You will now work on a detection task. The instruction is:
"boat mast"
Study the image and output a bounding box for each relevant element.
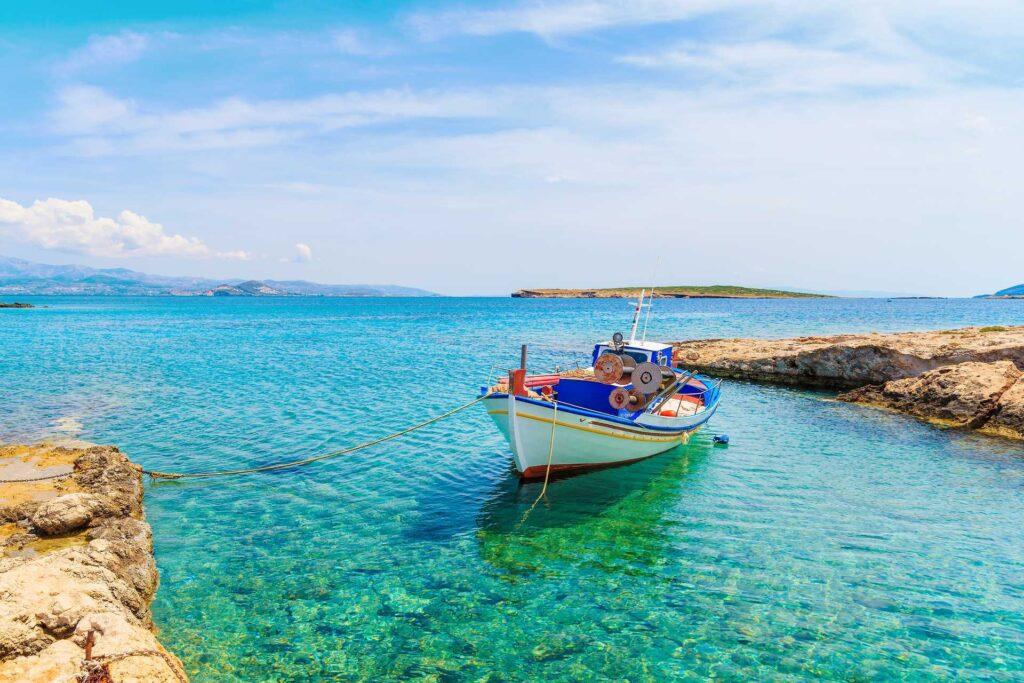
[641,286,655,342]
[628,289,645,344]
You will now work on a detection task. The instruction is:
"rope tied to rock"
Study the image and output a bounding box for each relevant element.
[0,471,73,484]
[140,393,492,481]
[79,630,188,683]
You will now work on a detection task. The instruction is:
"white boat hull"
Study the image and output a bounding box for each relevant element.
[484,394,710,479]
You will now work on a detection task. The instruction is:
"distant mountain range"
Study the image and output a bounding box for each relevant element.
[0,256,438,297]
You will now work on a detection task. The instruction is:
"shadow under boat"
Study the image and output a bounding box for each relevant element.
[474,435,715,575]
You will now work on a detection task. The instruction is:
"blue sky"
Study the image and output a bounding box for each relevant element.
[1,1,1022,295]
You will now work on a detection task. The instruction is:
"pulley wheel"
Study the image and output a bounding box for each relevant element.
[632,362,662,394]
[608,387,631,410]
[594,353,624,383]
[628,388,648,410]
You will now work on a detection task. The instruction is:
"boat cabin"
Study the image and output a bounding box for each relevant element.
[590,340,673,367]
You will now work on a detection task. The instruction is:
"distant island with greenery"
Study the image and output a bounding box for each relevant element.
[512,285,829,299]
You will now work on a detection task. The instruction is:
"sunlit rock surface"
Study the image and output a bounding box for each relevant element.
[674,326,1024,440]
[838,361,1024,438]
[0,444,186,682]
[674,325,1024,389]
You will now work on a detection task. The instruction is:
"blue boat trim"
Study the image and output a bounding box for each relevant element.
[481,373,721,434]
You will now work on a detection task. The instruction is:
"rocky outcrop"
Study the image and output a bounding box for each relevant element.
[0,444,187,682]
[838,361,1024,437]
[673,326,1024,389]
[987,378,1024,438]
[670,326,1024,440]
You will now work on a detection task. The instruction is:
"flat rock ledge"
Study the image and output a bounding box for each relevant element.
[0,444,187,682]
[673,326,1024,440]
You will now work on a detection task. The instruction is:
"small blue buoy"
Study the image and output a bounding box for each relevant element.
[713,434,730,446]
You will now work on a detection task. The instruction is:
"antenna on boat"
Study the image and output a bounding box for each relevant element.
[641,287,655,342]
[628,289,645,344]
[641,256,662,343]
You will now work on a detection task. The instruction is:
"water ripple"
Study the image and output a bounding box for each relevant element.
[3,296,1024,681]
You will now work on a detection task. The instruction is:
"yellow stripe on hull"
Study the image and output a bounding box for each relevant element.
[486,409,690,443]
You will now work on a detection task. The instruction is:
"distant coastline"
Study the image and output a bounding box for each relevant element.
[0,256,438,297]
[511,285,829,299]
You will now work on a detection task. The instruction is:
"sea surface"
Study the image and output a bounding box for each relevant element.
[3,296,1024,681]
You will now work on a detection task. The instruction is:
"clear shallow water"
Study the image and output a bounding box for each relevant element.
[3,296,1024,681]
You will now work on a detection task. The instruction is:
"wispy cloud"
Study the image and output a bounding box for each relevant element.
[407,0,712,39]
[332,28,394,57]
[618,41,944,94]
[291,242,313,262]
[52,85,504,155]
[57,31,150,75]
[406,0,1024,93]
[408,0,1024,44]
[0,197,249,259]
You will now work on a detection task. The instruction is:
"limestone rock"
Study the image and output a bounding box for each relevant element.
[839,361,1022,429]
[673,326,1024,389]
[981,376,1024,439]
[0,444,187,681]
[30,492,103,535]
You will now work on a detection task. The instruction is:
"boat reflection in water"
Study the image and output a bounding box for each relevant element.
[475,436,714,576]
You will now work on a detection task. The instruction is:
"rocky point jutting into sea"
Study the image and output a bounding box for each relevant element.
[0,444,186,682]
[673,325,1024,440]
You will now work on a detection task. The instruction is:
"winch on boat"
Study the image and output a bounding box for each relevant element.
[482,290,722,480]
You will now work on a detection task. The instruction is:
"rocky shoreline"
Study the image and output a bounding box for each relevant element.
[673,325,1024,439]
[0,444,186,682]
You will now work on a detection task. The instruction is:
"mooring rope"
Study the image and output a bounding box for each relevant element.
[516,399,559,528]
[140,393,492,480]
[0,472,73,484]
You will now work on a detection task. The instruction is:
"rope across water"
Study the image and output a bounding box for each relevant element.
[141,393,492,480]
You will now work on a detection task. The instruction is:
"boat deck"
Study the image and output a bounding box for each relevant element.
[654,395,704,417]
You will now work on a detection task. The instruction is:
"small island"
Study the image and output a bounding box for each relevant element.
[512,285,827,299]
[0,302,33,309]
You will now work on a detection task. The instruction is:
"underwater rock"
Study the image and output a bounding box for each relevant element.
[674,326,1024,389]
[838,361,1021,430]
[0,444,187,682]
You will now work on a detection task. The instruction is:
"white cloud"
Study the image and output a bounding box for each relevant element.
[58,31,149,74]
[408,0,1024,44]
[292,242,313,262]
[408,0,709,39]
[332,29,393,56]
[618,41,942,93]
[0,197,249,260]
[51,85,503,155]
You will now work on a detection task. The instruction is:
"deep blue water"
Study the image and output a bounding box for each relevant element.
[3,296,1024,681]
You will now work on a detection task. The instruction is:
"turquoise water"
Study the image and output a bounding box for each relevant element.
[3,296,1024,680]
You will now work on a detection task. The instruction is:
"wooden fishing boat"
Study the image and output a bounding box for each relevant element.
[483,291,722,479]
